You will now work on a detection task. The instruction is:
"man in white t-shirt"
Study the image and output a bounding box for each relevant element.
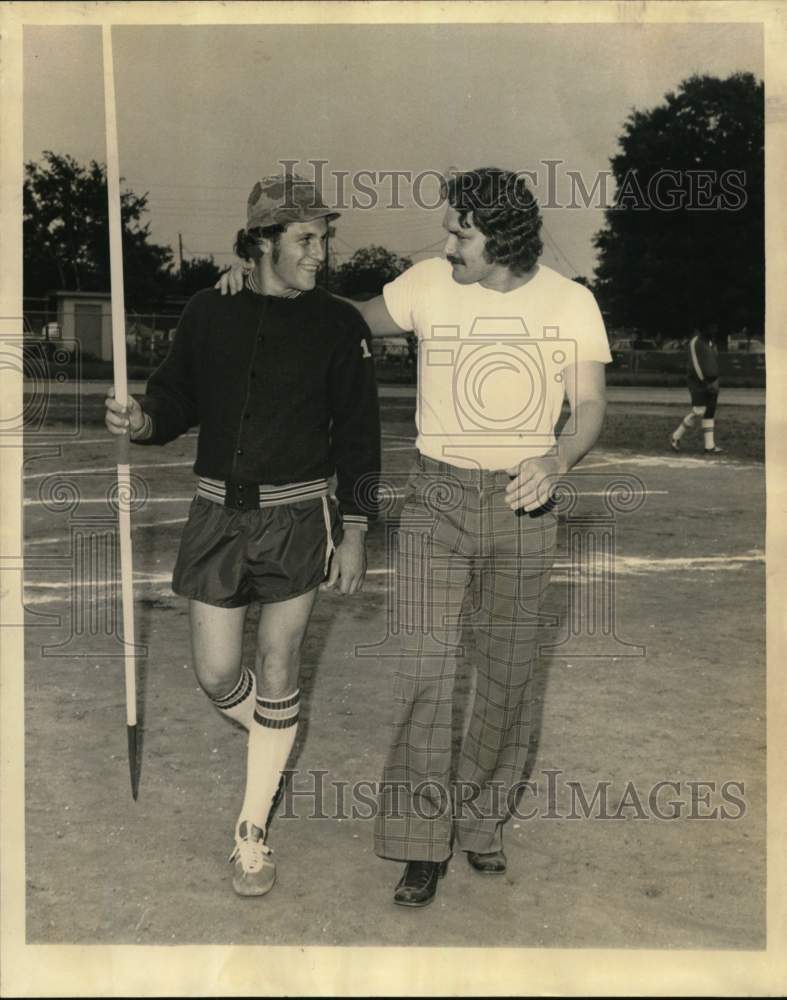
[352,168,611,907]
[219,166,612,907]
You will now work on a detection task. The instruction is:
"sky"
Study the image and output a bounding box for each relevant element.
[23,21,763,281]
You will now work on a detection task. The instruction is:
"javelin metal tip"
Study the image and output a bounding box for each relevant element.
[127,724,139,801]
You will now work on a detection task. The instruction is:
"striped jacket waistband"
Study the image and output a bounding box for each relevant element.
[197,476,329,508]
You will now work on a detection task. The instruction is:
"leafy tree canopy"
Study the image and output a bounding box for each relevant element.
[179,255,222,298]
[24,151,221,308]
[326,244,412,298]
[593,73,764,340]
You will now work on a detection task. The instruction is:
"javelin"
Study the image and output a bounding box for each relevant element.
[102,24,140,800]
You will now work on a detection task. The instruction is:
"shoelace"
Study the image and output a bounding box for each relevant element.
[229,835,273,873]
[407,862,436,888]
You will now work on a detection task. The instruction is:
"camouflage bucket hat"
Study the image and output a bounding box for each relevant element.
[245,173,340,230]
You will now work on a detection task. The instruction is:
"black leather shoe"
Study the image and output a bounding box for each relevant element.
[393,858,449,907]
[467,849,507,874]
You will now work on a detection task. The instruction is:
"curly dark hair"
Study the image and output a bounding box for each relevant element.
[233,224,284,263]
[442,167,543,276]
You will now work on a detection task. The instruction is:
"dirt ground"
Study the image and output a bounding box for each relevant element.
[22,397,765,950]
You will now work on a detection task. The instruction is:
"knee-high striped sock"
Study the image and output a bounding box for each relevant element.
[209,667,256,729]
[702,419,716,450]
[237,690,300,835]
[673,411,696,442]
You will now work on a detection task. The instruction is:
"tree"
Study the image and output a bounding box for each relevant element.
[24,151,177,307]
[179,255,222,298]
[326,245,412,298]
[592,74,764,340]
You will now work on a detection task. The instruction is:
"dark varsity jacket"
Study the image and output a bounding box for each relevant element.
[132,286,380,527]
[687,334,719,386]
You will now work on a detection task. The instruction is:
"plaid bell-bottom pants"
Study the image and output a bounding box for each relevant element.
[374,455,558,862]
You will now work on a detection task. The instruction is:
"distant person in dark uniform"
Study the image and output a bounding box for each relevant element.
[670,322,723,454]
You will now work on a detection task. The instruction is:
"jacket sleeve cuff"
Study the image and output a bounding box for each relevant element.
[342,513,369,532]
[130,410,154,442]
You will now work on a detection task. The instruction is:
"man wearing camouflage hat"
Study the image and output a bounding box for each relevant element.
[105,172,380,898]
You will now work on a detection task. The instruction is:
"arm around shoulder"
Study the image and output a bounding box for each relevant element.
[332,292,407,337]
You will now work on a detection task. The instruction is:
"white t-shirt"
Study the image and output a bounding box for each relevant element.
[383,257,612,470]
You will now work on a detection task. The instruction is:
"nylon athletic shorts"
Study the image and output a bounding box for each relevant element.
[688,378,719,416]
[172,488,343,608]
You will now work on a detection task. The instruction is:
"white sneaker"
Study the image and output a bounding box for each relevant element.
[229,821,276,897]
[670,435,680,452]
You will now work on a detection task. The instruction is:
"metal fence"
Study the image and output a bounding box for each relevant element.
[611,348,765,377]
[24,310,61,338]
[123,314,181,364]
[23,310,182,365]
[22,308,764,383]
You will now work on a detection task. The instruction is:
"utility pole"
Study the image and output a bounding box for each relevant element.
[178,233,184,277]
[323,225,332,289]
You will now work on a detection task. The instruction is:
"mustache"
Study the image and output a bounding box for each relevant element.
[447,256,463,265]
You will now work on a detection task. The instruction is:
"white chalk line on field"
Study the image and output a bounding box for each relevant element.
[24,446,408,482]
[579,450,760,471]
[26,515,191,545]
[560,490,668,497]
[23,488,669,524]
[58,431,404,448]
[21,551,764,585]
[24,460,195,481]
[24,496,193,508]
[613,550,764,572]
[25,446,754,483]
[20,550,764,604]
[36,438,409,473]
[58,433,199,447]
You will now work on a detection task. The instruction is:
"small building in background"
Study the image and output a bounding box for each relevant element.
[23,289,185,369]
[52,290,113,360]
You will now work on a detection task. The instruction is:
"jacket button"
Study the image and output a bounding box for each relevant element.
[236,449,243,456]
[238,499,244,507]
[237,484,244,491]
